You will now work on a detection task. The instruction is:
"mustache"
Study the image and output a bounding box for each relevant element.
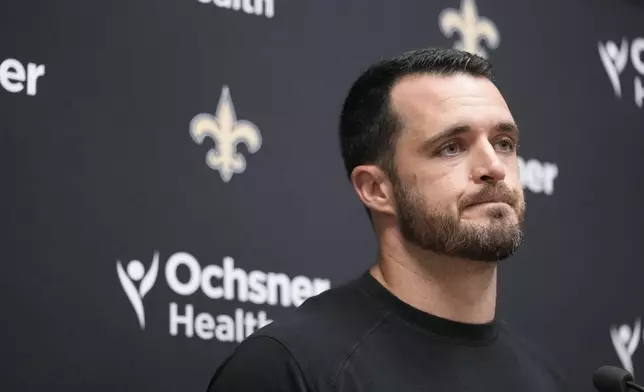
[460,184,523,209]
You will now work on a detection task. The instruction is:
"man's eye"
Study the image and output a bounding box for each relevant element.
[495,138,516,152]
[438,142,462,156]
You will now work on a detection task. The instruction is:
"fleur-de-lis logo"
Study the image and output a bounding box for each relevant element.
[190,86,262,183]
[439,0,500,59]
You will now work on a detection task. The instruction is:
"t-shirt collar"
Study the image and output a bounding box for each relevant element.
[358,271,500,345]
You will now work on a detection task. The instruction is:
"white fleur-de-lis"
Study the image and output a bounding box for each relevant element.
[190,86,262,183]
[439,0,500,59]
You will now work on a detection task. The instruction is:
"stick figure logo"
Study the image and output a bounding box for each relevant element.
[610,318,642,376]
[116,252,160,330]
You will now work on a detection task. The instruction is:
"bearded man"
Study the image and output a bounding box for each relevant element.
[206,47,565,392]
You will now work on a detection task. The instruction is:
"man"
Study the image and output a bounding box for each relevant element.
[206,47,565,391]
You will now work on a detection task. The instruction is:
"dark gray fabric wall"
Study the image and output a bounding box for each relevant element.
[1,0,643,390]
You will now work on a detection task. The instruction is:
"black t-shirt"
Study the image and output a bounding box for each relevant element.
[207,272,566,392]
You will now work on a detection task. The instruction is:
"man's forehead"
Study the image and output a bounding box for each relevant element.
[390,73,512,132]
[390,73,455,102]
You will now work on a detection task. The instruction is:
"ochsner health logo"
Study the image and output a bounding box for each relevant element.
[117,250,331,343]
[610,318,642,375]
[116,252,159,330]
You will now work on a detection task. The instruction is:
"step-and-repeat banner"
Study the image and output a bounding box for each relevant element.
[1,0,643,390]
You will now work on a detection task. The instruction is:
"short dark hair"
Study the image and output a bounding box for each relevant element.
[338,47,494,182]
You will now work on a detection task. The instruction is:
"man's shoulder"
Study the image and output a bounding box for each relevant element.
[255,274,387,360]
[207,334,309,391]
[210,274,388,390]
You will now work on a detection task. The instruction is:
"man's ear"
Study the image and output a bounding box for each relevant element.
[350,165,396,216]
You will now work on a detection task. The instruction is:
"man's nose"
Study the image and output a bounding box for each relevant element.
[470,141,506,184]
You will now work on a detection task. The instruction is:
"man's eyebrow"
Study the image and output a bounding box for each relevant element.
[498,122,519,134]
[419,125,471,151]
[419,122,519,151]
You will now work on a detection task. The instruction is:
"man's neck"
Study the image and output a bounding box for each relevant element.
[370,235,498,324]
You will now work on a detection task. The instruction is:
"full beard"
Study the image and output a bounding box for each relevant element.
[392,181,525,262]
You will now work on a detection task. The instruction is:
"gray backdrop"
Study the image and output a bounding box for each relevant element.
[2,0,644,391]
